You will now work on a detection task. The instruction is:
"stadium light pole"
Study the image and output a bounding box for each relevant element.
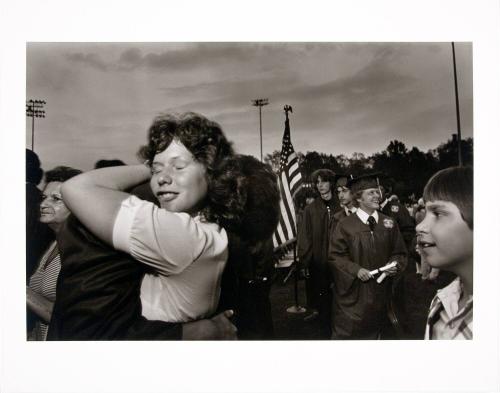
[251,98,269,162]
[26,99,46,151]
[451,42,463,166]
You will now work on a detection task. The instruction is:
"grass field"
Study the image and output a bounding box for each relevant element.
[268,261,455,340]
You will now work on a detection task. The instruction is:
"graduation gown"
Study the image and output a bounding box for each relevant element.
[328,212,407,339]
[381,199,415,250]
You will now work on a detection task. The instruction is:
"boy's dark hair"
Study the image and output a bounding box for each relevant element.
[208,155,280,245]
[45,166,83,183]
[423,166,473,229]
[94,159,126,169]
[26,149,43,185]
[137,112,234,174]
[311,168,336,185]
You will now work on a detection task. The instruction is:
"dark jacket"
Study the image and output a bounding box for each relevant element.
[297,198,337,273]
[381,199,415,250]
[328,212,407,339]
[47,215,182,340]
[218,234,275,339]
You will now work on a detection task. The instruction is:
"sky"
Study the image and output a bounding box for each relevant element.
[26,42,473,171]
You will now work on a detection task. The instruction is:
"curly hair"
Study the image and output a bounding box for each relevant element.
[311,168,336,185]
[45,166,82,183]
[137,112,234,173]
[207,155,280,245]
[423,166,473,230]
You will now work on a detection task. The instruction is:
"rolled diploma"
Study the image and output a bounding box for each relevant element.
[369,261,398,276]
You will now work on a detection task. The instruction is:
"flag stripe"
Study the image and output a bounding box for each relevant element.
[273,116,302,250]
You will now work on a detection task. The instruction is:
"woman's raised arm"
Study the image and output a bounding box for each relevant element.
[61,165,151,245]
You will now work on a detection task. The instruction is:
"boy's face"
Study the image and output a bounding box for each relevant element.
[416,200,473,271]
[316,176,332,197]
[337,186,353,207]
[357,187,380,212]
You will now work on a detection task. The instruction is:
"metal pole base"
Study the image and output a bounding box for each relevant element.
[286,305,307,314]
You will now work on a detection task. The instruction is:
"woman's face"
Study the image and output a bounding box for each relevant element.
[150,139,208,214]
[40,181,71,226]
[416,200,473,271]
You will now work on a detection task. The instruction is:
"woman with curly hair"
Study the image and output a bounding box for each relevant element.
[49,112,279,339]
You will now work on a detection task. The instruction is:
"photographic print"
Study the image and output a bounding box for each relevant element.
[25,42,473,341]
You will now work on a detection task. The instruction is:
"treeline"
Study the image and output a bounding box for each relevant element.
[265,135,473,203]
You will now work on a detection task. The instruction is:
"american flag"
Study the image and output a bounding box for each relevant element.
[272,115,302,249]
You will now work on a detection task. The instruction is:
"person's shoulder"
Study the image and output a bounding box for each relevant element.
[336,212,359,230]
[304,198,321,211]
[333,209,346,220]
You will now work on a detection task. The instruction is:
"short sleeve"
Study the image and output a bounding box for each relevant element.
[112,195,228,276]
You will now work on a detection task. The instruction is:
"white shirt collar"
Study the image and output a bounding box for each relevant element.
[344,206,357,216]
[356,208,379,224]
[436,277,472,319]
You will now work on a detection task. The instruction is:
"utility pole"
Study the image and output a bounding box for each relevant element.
[451,43,463,166]
[26,99,46,151]
[251,98,269,162]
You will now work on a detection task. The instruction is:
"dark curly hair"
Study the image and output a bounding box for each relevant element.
[45,166,82,183]
[137,112,234,173]
[311,168,336,185]
[207,155,280,245]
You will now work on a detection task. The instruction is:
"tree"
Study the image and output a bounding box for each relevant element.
[434,136,473,169]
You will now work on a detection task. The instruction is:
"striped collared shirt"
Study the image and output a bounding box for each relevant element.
[425,277,473,340]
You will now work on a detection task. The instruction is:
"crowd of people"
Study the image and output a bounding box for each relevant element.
[26,111,473,341]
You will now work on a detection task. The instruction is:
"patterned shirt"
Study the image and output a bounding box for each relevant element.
[425,277,473,340]
[28,241,61,340]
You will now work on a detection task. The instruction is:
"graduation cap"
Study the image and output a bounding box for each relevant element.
[347,172,385,194]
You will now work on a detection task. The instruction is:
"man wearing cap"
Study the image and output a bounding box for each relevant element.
[297,168,338,338]
[328,173,407,339]
[331,174,357,233]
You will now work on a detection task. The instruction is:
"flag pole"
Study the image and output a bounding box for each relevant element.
[286,241,306,314]
[282,105,306,314]
[451,42,463,166]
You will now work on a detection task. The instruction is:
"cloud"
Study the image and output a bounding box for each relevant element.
[66,52,110,71]
[63,43,325,74]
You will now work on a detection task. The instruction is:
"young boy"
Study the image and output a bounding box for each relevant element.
[416,166,473,339]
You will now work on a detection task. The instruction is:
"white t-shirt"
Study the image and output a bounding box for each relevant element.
[113,196,228,322]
